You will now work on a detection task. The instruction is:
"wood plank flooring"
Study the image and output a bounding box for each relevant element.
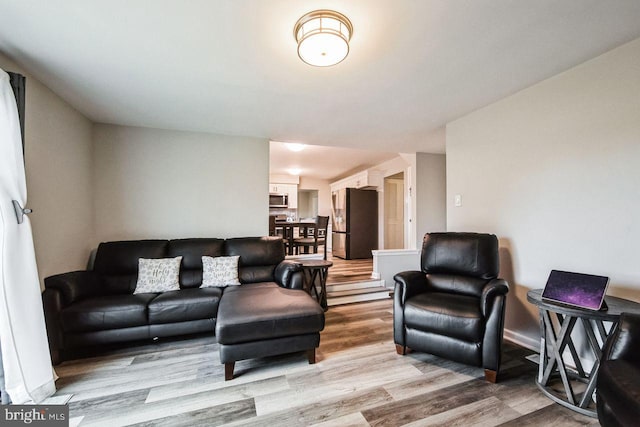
[326,257,374,285]
[52,299,598,426]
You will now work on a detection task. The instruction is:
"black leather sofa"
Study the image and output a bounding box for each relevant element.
[596,312,640,426]
[43,237,321,369]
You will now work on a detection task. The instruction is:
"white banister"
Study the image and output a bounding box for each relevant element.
[372,249,421,289]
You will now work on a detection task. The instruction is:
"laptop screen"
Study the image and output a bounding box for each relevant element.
[542,270,609,310]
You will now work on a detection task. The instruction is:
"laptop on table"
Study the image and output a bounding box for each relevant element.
[542,270,609,311]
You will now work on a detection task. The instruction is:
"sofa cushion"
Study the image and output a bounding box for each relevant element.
[61,294,157,333]
[426,274,488,299]
[148,288,222,324]
[225,237,285,284]
[215,284,324,344]
[598,360,640,427]
[167,238,225,288]
[421,233,499,280]
[404,292,483,343]
[93,240,168,294]
[201,256,241,287]
[133,257,182,294]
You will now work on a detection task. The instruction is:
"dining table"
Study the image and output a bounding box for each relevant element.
[274,220,317,255]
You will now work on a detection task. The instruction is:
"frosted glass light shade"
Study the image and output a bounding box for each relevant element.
[294,10,353,67]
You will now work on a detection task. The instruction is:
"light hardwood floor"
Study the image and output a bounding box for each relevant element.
[325,257,374,285]
[53,299,597,426]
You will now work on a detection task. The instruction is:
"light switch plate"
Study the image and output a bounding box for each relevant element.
[454,194,462,207]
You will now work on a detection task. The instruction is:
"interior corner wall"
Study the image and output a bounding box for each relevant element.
[0,52,94,284]
[415,153,447,245]
[298,176,331,217]
[446,37,640,347]
[92,124,269,242]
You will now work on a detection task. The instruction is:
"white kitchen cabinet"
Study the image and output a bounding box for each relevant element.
[286,184,298,209]
[353,170,382,189]
[330,170,383,192]
[269,183,298,208]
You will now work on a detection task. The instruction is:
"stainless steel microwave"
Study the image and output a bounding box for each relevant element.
[269,193,289,208]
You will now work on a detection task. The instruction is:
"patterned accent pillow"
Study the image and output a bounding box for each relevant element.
[201,256,241,288]
[133,257,182,294]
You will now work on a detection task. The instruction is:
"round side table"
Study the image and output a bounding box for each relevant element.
[527,289,640,417]
[299,260,332,311]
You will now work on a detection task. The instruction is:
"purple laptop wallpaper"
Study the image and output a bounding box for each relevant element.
[542,270,609,309]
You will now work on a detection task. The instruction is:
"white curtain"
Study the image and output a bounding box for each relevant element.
[0,68,55,403]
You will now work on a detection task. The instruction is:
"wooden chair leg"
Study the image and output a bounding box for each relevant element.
[395,344,406,355]
[484,369,498,383]
[225,362,235,381]
[307,348,316,364]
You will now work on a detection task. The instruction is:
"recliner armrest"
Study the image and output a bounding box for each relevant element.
[603,312,640,362]
[42,288,65,363]
[274,260,304,290]
[44,271,100,306]
[480,278,509,317]
[394,271,428,305]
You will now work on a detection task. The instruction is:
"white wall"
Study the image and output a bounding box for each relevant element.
[446,37,640,348]
[372,156,413,249]
[93,124,269,242]
[298,176,331,217]
[415,153,447,245]
[0,52,94,283]
[298,176,332,249]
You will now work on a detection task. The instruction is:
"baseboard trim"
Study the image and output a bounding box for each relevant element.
[504,328,539,353]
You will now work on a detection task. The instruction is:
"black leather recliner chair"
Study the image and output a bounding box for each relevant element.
[597,312,640,426]
[393,232,509,382]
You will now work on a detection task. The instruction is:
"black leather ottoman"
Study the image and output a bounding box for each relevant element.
[215,283,325,380]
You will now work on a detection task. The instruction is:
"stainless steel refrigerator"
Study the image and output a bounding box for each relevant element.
[331,188,378,259]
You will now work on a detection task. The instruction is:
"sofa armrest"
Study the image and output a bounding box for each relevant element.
[393,271,428,306]
[274,260,304,290]
[481,278,509,317]
[393,271,428,349]
[44,271,100,306]
[603,312,640,362]
[42,288,65,364]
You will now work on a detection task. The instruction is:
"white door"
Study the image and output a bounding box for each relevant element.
[384,173,405,249]
[0,69,55,403]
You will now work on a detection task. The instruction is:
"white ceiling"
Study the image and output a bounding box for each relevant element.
[269,141,397,181]
[1,0,640,157]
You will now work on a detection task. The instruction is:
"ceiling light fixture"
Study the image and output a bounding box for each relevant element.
[285,143,306,152]
[294,10,353,67]
[288,168,302,176]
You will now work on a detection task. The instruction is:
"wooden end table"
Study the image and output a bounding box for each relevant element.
[300,260,332,311]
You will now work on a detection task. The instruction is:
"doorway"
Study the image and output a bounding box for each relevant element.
[297,190,318,220]
[384,172,405,249]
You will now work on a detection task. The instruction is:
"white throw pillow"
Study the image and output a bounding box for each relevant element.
[201,256,241,287]
[133,257,182,294]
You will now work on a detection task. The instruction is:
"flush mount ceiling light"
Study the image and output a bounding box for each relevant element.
[294,10,353,67]
[285,142,306,152]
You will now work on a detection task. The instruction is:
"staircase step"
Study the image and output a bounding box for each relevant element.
[326,280,383,293]
[326,285,389,298]
[327,289,390,306]
[327,286,389,306]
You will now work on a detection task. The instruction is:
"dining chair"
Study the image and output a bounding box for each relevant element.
[268,216,277,236]
[294,216,329,259]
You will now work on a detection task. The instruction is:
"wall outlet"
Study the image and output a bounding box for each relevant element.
[454,194,462,207]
